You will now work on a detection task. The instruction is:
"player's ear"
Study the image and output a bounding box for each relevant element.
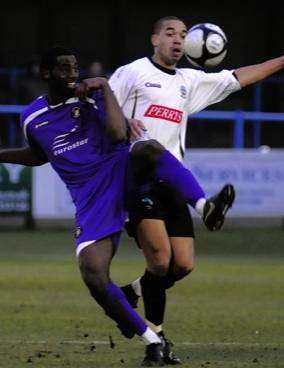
[151,34,159,48]
[41,67,50,81]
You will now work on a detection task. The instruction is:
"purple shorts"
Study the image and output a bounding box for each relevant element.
[68,150,129,256]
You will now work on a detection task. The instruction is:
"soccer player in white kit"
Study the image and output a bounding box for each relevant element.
[109,16,284,365]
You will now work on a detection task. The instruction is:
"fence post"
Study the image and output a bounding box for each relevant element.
[253,83,262,147]
[234,110,245,148]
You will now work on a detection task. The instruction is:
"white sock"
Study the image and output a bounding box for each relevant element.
[195,198,206,216]
[132,277,142,297]
[147,321,163,334]
[141,327,161,345]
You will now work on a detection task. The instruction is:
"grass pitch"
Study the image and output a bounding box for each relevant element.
[0,227,283,367]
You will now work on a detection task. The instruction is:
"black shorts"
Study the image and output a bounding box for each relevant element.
[126,182,195,240]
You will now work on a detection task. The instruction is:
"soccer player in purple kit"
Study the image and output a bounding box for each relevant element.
[0,46,235,366]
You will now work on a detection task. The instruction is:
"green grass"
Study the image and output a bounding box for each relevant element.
[0,228,283,367]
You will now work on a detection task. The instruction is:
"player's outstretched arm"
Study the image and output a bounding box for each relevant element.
[235,56,284,87]
[0,147,47,166]
[76,78,127,142]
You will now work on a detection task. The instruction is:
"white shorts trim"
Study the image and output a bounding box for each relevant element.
[76,240,96,257]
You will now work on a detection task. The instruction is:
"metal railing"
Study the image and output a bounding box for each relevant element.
[191,110,284,148]
[0,105,284,148]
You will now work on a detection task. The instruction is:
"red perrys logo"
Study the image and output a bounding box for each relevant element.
[144,105,183,124]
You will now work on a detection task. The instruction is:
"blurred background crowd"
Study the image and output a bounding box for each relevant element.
[0,0,283,148]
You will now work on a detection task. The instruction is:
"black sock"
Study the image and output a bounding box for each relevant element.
[163,258,176,290]
[122,283,138,298]
[163,272,176,289]
[140,270,166,326]
[164,267,192,289]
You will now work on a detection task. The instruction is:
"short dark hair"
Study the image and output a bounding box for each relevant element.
[40,46,74,71]
[152,16,186,34]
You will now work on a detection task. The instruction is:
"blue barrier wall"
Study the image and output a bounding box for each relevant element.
[1,105,284,148]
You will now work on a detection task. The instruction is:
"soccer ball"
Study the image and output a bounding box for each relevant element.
[184,23,227,68]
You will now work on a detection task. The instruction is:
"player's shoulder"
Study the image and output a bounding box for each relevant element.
[21,96,48,125]
[129,57,150,69]
[177,67,235,83]
[112,57,150,77]
[177,67,206,79]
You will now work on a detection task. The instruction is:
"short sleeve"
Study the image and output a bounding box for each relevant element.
[184,69,241,115]
[108,65,138,107]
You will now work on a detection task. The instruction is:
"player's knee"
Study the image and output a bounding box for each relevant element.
[87,277,109,302]
[130,140,166,184]
[148,253,170,276]
[131,140,165,168]
[80,263,109,298]
[146,247,170,276]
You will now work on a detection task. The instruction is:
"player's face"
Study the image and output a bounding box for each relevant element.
[49,55,79,97]
[152,20,187,68]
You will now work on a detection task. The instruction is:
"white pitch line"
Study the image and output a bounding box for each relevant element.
[0,340,282,347]
[181,342,282,346]
[0,340,109,345]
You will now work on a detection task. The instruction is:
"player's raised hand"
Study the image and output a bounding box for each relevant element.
[128,118,148,142]
[75,77,108,100]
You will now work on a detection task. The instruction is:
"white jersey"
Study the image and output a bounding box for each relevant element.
[109,57,241,161]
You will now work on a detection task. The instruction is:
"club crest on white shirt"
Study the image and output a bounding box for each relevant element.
[180,85,187,99]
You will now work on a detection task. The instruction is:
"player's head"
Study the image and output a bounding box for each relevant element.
[151,16,187,68]
[40,46,79,97]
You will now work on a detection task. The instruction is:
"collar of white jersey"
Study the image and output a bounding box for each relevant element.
[148,57,176,75]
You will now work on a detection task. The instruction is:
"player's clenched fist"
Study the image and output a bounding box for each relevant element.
[76,77,108,99]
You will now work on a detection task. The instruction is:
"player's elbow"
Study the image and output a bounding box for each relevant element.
[107,126,127,143]
[27,158,48,166]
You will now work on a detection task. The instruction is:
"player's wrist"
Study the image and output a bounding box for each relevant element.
[81,77,108,91]
[99,78,110,91]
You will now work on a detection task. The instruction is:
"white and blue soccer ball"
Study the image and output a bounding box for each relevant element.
[184,23,227,68]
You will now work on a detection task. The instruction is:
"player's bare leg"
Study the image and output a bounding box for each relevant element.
[139,220,183,365]
[78,237,164,366]
[123,236,195,365]
[169,237,195,281]
[138,219,171,333]
[122,219,186,365]
[159,237,195,365]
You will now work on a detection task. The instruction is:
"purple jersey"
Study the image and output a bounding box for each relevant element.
[20,93,130,247]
